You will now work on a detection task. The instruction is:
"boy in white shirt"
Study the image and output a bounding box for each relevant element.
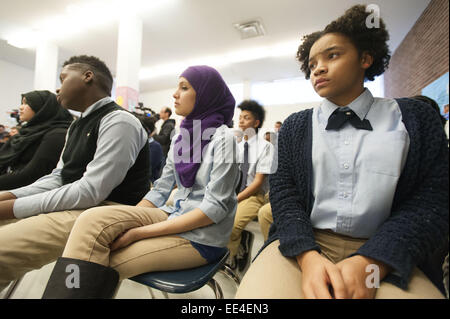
[227,100,274,275]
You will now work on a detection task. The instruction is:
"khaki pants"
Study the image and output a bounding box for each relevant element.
[228,193,268,258]
[235,229,444,299]
[0,207,86,291]
[62,205,207,280]
[257,202,272,242]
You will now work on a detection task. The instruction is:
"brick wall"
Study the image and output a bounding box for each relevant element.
[384,0,449,98]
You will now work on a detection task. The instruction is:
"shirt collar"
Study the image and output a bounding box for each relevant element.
[80,96,114,118]
[321,88,374,121]
[241,133,258,146]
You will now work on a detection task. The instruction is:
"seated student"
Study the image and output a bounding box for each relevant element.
[0,91,73,190]
[257,201,272,242]
[0,55,150,292]
[410,95,449,296]
[0,125,6,140]
[154,106,176,158]
[236,5,448,299]
[412,95,447,128]
[0,132,10,147]
[8,126,20,137]
[41,65,239,299]
[139,115,164,184]
[227,100,274,274]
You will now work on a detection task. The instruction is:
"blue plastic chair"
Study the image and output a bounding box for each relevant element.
[129,249,240,299]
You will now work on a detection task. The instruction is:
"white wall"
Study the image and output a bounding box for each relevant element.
[260,101,320,132]
[139,88,183,132]
[0,59,34,128]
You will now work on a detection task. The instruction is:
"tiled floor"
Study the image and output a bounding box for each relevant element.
[1,221,264,299]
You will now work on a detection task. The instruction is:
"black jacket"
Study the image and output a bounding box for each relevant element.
[154,118,175,156]
[0,128,68,190]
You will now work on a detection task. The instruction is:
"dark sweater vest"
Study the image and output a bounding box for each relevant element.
[61,102,150,205]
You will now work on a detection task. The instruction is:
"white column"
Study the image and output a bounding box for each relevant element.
[115,15,143,111]
[243,79,252,100]
[34,41,58,92]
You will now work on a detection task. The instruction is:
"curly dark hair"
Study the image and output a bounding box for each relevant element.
[238,99,265,130]
[63,55,114,95]
[297,4,391,81]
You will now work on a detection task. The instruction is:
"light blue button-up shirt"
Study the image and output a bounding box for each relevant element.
[311,89,410,238]
[144,125,240,247]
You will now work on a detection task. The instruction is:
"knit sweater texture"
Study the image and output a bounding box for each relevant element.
[265,98,449,290]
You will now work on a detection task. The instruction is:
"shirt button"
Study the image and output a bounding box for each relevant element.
[343,192,349,198]
[344,140,350,145]
[343,163,350,169]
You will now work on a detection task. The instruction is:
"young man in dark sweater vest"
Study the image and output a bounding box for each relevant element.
[0,55,150,292]
[236,5,448,299]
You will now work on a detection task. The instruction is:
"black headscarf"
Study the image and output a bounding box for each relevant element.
[0,90,74,167]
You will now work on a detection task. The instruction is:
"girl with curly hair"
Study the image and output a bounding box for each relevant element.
[236,4,448,299]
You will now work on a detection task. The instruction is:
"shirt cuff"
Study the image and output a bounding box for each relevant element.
[143,190,167,208]
[9,187,30,199]
[13,197,41,219]
[198,200,225,224]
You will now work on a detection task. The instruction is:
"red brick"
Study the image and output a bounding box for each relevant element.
[384,0,449,98]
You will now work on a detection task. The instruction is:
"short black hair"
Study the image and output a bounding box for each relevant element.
[63,55,114,95]
[297,4,391,81]
[136,114,157,135]
[164,107,172,117]
[238,100,265,130]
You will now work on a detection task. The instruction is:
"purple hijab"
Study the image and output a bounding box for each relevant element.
[174,65,235,187]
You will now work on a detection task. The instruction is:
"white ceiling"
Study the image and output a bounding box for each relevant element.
[0,0,431,92]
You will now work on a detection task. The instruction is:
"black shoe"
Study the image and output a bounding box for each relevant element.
[42,257,119,299]
[237,230,254,274]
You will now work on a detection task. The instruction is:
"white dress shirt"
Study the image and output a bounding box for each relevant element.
[238,134,275,194]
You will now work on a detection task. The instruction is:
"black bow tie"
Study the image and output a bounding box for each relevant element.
[326,109,372,131]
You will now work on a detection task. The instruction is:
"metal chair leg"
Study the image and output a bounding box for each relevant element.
[220,265,241,287]
[146,287,156,299]
[207,278,224,299]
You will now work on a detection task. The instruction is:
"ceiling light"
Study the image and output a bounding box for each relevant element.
[5,0,175,49]
[234,20,266,39]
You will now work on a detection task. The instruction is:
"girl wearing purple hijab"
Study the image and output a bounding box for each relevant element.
[43,66,240,299]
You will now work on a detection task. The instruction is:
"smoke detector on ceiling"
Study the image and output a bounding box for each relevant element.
[234,20,265,39]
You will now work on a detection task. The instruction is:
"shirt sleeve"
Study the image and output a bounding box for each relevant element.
[13,111,147,219]
[256,141,275,175]
[198,132,239,224]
